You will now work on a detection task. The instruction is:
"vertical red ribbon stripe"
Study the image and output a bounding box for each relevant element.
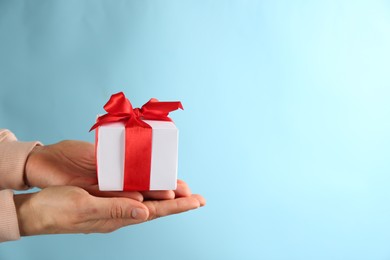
[90,92,183,191]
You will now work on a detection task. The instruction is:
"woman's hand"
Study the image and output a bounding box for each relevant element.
[25,141,97,188]
[25,140,179,201]
[14,186,205,236]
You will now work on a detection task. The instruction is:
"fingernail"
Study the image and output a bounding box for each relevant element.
[131,208,147,220]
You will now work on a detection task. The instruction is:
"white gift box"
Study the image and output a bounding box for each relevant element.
[96,120,178,191]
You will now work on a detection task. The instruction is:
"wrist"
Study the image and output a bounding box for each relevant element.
[14,193,42,236]
[24,145,43,188]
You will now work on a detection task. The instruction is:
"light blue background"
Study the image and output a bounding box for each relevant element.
[1,1,390,259]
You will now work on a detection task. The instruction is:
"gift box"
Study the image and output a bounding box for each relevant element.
[90,92,183,191]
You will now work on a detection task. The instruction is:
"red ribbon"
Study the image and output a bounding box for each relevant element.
[90,92,183,191]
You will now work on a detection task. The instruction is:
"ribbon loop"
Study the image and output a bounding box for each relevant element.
[104,92,134,115]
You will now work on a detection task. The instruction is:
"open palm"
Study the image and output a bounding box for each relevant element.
[27,140,97,187]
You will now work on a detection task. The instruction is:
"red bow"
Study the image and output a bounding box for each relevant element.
[90,92,183,131]
[91,92,183,190]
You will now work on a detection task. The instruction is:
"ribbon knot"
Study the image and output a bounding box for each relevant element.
[133,108,142,117]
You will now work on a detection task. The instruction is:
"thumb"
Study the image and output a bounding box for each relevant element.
[89,196,149,221]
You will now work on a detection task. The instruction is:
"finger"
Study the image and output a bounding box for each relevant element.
[174,179,192,198]
[85,185,143,202]
[143,195,202,221]
[141,190,175,200]
[141,179,192,200]
[192,194,206,207]
[89,196,149,221]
